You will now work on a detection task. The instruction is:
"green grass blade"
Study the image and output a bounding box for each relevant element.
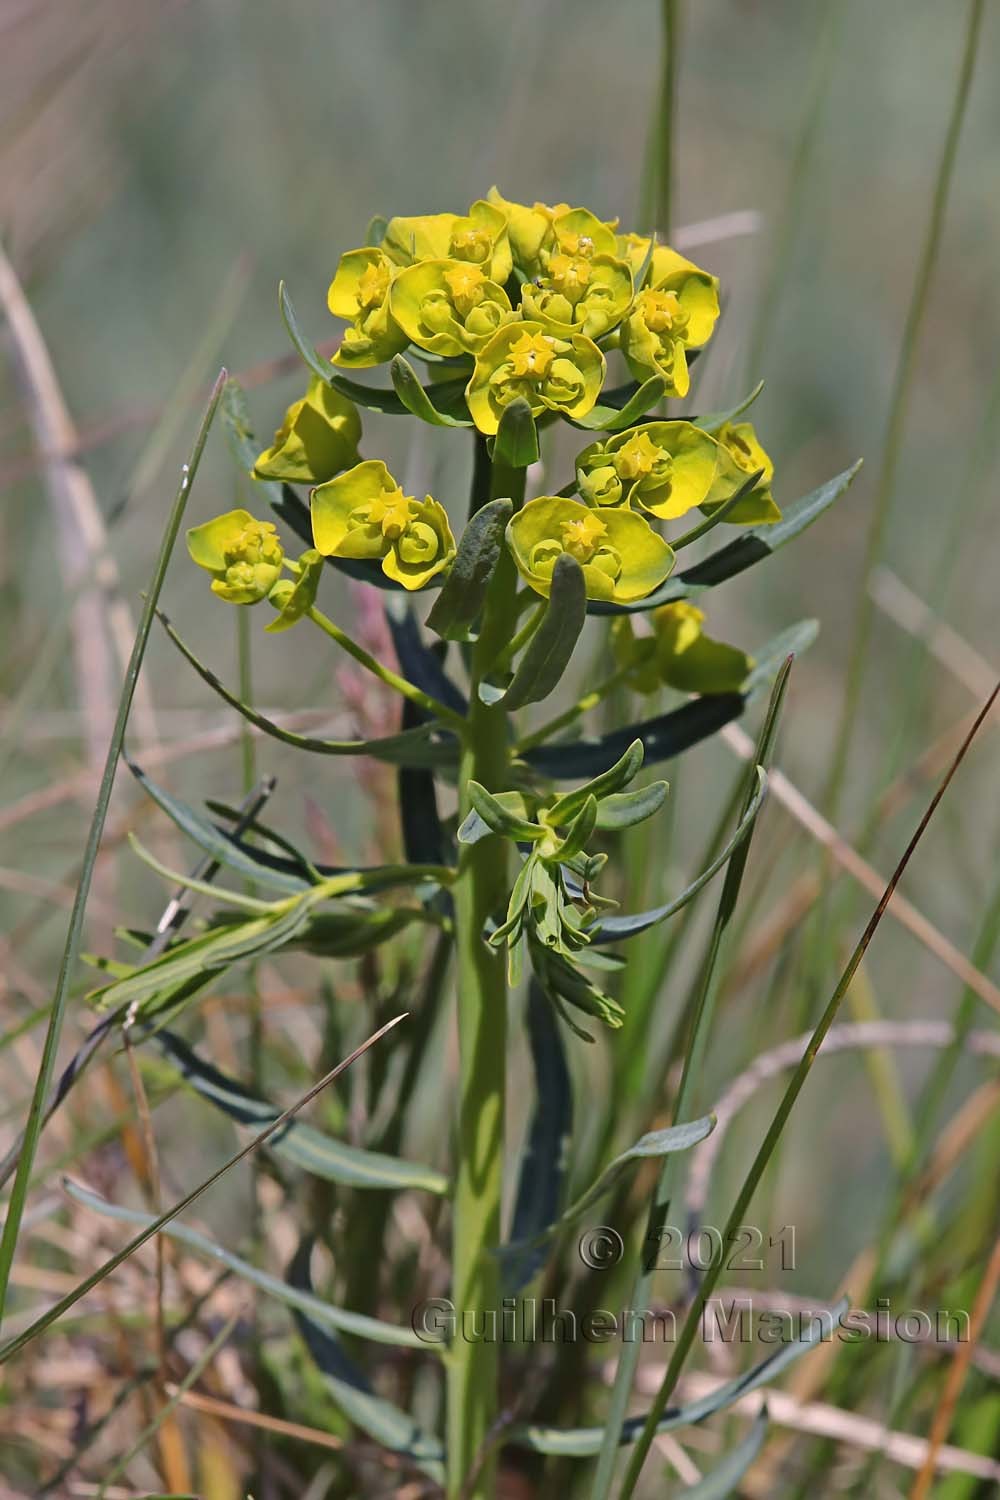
[0,369,227,1333]
[617,678,1000,1495]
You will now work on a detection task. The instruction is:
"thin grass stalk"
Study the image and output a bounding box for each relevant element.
[821,0,986,823]
[640,0,680,237]
[588,661,790,1499]
[0,369,227,1332]
[744,1,844,380]
[616,675,1000,1498]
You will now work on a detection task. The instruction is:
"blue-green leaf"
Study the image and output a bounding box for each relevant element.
[570,375,667,432]
[691,380,765,433]
[66,1180,429,1349]
[676,1409,769,1498]
[491,396,539,467]
[492,553,586,710]
[593,781,669,831]
[587,462,863,615]
[390,353,472,428]
[426,499,513,640]
[289,1241,445,1478]
[503,983,573,1293]
[523,694,744,780]
[153,1030,448,1194]
[159,611,457,768]
[278,279,338,386]
[511,1301,847,1455]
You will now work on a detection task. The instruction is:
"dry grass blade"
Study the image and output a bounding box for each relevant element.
[0,1013,407,1363]
[910,1228,1000,1500]
[720,721,1000,1014]
[618,676,1000,1495]
[628,1371,1000,1485]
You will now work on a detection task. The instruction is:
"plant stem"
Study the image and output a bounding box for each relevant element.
[447,456,526,1499]
[305,605,466,732]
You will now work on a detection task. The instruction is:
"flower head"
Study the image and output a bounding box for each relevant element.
[618,243,720,395]
[187,510,284,604]
[488,189,618,279]
[253,376,362,485]
[612,603,753,695]
[521,252,634,340]
[506,495,673,602]
[576,421,721,519]
[327,247,408,368]
[389,258,513,357]
[311,460,456,590]
[465,321,605,435]
[382,199,512,283]
[701,420,781,523]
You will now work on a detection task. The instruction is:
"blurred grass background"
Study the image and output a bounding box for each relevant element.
[2,1,999,1494]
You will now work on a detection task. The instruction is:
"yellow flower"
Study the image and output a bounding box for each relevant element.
[488,189,618,278]
[253,376,361,485]
[465,321,605,435]
[311,460,456,590]
[382,199,512,283]
[702,421,781,523]
[327,247,408,368]
[389,258,514,357]
[618,242,720,395]
[576,421,721,520]
[651,602,754,692]
[520,252,634,340]
[506,495,674,602]
[187,510,284,604]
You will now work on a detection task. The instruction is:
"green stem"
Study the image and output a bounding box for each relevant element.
[821,0,984,823]
[447,458,526,1500]
[515,663,634,753]
[305,605,466,732]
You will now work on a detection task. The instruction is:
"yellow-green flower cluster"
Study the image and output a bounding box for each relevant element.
[323,189,724,432]
[506,495,673,604]
[613,603,754,695]
[311,460,456,591]
[187,510,285,604]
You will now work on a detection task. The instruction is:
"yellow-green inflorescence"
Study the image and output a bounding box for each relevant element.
[311,460,456,591]
[190,190,779,618]
[187,509,285,604]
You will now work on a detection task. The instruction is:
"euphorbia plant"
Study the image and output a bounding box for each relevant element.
[96,189,859,1497]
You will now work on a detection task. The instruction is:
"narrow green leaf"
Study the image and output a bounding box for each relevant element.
[497,553,586,710]
[593,781,669,831]
[65,1180,428,1348]
[498,1115,714,1269]
[491,396,540,467]
[570,375,667,432]
[511,1306,843,1455]
[278,279,336,385]
[503,983,573,1294]
[691,380,765,433]
[556,794,599,861]
[547,739,645,822]
[426,498,513,640]
[590,768,767,942]
[0,370,227,1329]
[587,461,863,615]
[461,783,540,843]
[390,353,471,427]
[154,1029,448,1194]
[289,1241,444,1478]
[125,757,311,895]
[159,611,456,767]
[743,618,819,696]
[676,1409,769,1499]
[0,1017,407,1363]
